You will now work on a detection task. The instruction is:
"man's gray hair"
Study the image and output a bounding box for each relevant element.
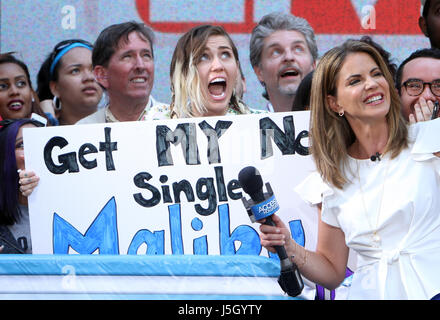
[249,12,318,68]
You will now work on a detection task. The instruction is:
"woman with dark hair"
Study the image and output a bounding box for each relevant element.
[37,39,103,125]
[0,118,44,253]
[0,53,47,122]
[292,71,313,111]
[259,40,440,299]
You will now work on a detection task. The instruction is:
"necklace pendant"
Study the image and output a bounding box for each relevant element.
[372,233,381,246]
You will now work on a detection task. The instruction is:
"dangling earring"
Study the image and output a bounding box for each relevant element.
[53,96,62,111]
[338,110,344,117]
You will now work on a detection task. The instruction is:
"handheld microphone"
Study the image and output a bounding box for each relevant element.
[238,166,304,297]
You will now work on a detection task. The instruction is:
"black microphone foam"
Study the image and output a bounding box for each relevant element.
[238,166,265,202]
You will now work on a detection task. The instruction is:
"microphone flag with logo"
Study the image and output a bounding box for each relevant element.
[238,166,304,297]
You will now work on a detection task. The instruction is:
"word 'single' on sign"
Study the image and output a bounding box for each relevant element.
[135,0,421,35]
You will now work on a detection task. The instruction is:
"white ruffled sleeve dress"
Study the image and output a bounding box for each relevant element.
[295,118,440,300]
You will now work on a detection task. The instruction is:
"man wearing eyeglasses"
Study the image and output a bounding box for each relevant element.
[395,48,440,122]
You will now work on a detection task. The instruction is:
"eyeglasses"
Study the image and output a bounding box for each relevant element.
[402,79,440,97]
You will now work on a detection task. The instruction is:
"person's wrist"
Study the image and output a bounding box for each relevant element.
[290,241,308,268]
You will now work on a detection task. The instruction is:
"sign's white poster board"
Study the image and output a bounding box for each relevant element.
[24,112,318,257]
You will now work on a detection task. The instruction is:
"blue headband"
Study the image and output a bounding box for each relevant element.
[49,42,93,76]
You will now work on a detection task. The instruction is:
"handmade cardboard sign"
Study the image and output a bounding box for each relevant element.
[24,111,318,256]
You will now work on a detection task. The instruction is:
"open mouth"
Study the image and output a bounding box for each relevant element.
[208,77,227,99]
[280,68,300,78]
[364,94,384,105]
[8,100,24,111]
[130,77,147,84]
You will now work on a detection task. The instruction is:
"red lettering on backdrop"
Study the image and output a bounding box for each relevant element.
[291,0,359,34]
[135,0,421,35]
[136,0,255,33]
[373,0,420,34]
[292,0,420,34]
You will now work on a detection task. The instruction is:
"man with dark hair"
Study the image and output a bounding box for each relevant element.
[77,21,167,124]
[395,48,440,121]
[249,12,317,112]
[419,0,440,49]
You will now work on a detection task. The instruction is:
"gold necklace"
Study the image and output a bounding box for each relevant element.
[356,157,390,247]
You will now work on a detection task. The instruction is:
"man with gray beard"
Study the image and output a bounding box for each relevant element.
[250,12,318,112]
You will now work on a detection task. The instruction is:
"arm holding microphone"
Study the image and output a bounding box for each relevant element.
[238,166,349,293]
[259,207,350,291]
[238,166,304,296]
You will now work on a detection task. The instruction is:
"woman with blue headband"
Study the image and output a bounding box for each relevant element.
[37,39,103,125]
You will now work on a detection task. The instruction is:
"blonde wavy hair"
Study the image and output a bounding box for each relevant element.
[169,25,250,118]
[310,40,408,189]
